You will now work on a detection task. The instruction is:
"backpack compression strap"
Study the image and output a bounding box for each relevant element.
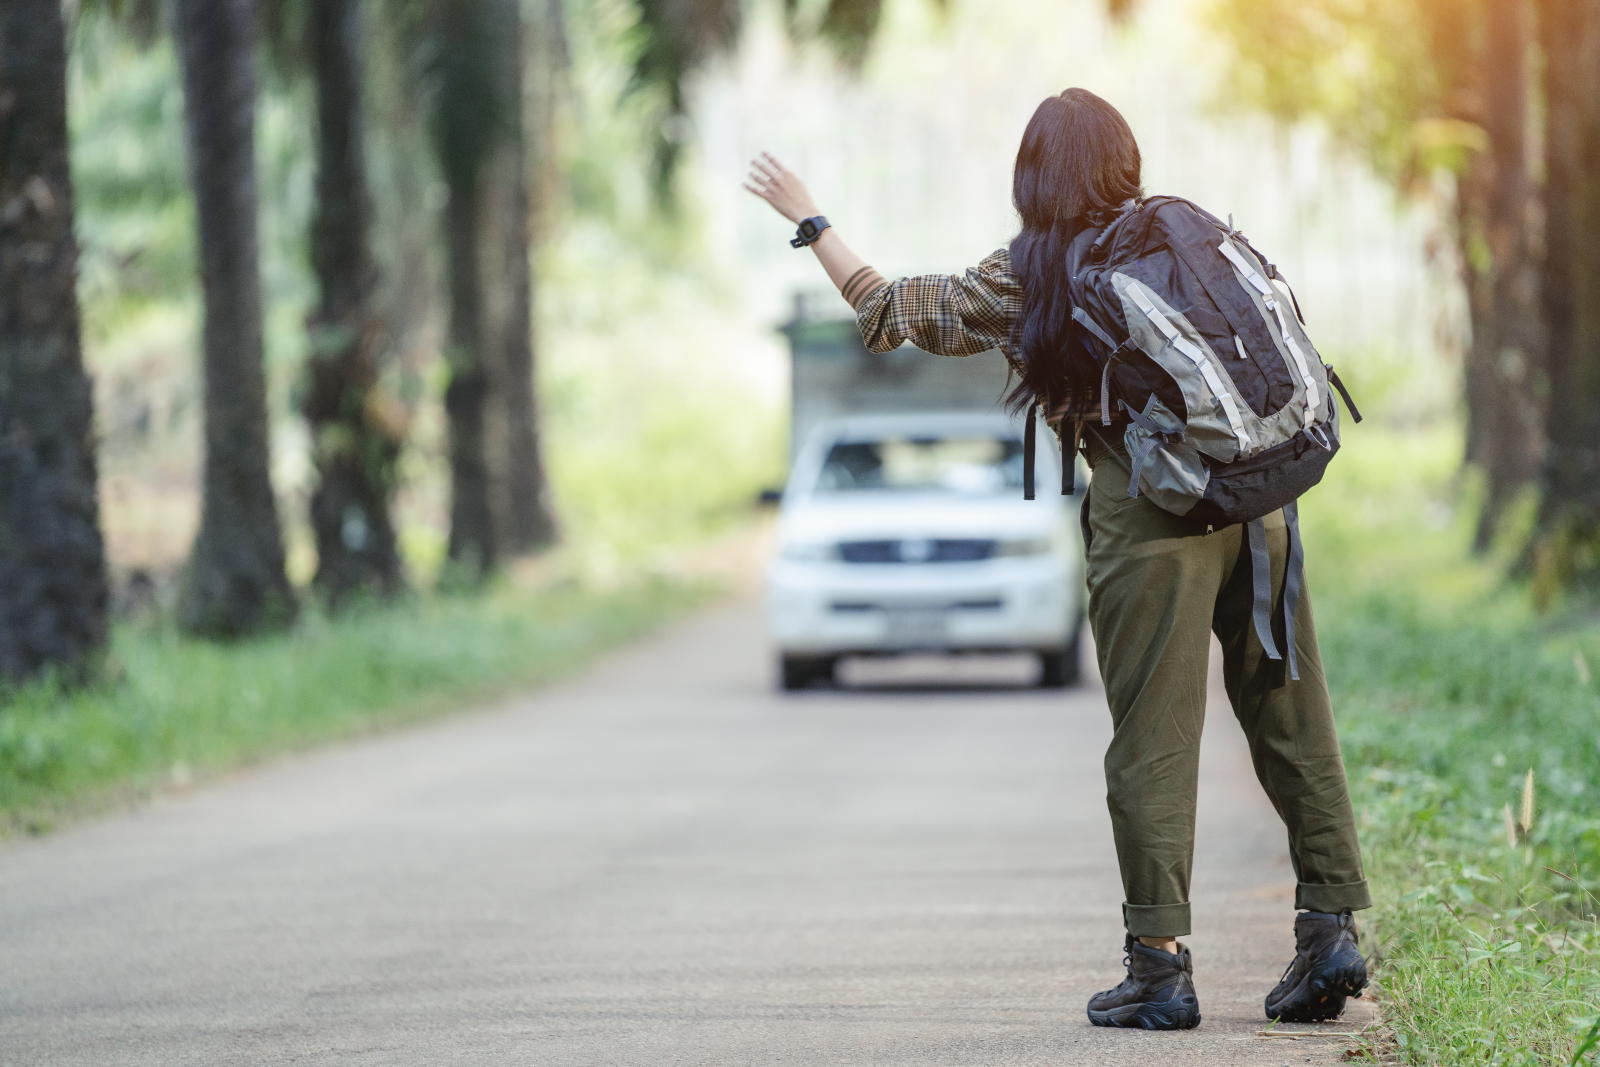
[1023,403,1038,500]
[1283,500,1304,681]
[1324,365,1364,424]
[1245,502,1304,682]
[1062,423,1077,496]
[1023,403,1079,499]
[1071,306,1130,430]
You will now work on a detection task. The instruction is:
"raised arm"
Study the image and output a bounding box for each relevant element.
[743,153,887,309]
[744,154,1020,358]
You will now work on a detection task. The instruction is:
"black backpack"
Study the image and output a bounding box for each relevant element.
[1029,196,1362,679]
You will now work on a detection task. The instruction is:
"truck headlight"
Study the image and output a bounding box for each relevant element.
[780,541,838,561]
[993,537,1052,558]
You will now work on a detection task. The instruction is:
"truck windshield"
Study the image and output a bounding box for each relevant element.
[815,436,1025,494]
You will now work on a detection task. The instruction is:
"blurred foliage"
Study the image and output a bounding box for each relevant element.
[630,0,949,199]
[65,0,784,587]
[1300,404,1600,1061]
[381,0,519,192]
[67,22,194,344]
[66,10,316,520]
[1104,0,1137,24]
[1207,0,1486,188]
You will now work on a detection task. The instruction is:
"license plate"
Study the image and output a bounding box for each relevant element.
[884,607,948,644]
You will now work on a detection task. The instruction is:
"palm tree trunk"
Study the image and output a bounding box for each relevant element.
[1468,0,1545,550]
[1535,0,1600,594]
[435,0,553,578]
[305,0,404,606]
[174,0,297,637]
[0,0,109,683]
[444,163,495,576]
[480,0,556,557]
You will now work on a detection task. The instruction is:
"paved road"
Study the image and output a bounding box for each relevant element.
[1,600,1372,1065]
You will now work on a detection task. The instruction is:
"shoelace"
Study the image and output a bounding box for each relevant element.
[1279,926,1351,985]
[1093,950,1138,999]
[1276,957,1299,985]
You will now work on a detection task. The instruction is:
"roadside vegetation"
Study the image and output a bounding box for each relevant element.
[0,573,718,836]
[1303,367,1600,1064]
[0,8,783,838]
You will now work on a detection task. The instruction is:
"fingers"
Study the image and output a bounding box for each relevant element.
[744,162,782,202]
[743,152,808,222]
[743,170,776,199]
[751,160,782,186]
[749,152,788,184]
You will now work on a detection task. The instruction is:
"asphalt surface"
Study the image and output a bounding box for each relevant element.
[0,600,1374,1065]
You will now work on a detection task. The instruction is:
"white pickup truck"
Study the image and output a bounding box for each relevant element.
[767,298,1085,690]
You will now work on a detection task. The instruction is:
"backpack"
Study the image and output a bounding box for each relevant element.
[1023,196,1362,680]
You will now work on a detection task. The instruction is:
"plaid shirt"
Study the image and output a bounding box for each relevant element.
[852,248,1114,429]
[853,248,1022,371]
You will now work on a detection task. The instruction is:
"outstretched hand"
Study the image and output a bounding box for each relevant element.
[744,153,820,224]
[744,151,873,304]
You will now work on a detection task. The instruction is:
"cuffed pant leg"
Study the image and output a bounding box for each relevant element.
[1213,508,1371,913]
[1085,440,1226,939]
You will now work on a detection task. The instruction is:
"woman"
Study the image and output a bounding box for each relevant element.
[745,88,1370,1031]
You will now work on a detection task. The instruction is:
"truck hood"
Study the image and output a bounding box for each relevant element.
[778,493,1066,545]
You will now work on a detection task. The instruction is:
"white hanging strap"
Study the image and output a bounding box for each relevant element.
[1218,240,1274,301]
[1219,240,1320,428]
[1270,278,1321,427]
[1127,284,1253,452]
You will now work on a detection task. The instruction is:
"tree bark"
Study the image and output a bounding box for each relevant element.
[444,167,495,577]
[174,0,296,637]
[0,0,109,683]
[480,0,556,558]
[304,0,404,607]
[436,0,555,578]
[1459,152,1494,477]
[1457,0,1546,549]
[1534,0,1600,595]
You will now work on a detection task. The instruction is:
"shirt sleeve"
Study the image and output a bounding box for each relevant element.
[853,248,1021,359]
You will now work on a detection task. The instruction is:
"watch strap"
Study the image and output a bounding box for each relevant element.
[790,215,831,248]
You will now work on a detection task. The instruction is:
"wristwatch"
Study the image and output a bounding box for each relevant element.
[790,215,830,248]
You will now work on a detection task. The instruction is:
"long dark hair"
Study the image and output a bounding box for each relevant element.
[1006,89,1143,417]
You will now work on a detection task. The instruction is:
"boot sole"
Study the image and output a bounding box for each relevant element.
[1264,958,1367,1023]
[1088,998,1202,1031]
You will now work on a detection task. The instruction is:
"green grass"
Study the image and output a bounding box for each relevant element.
[1302,423,1600,1064]
[0,575,716,835]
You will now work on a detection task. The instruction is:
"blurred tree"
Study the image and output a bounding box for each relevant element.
[173,0,298,636]
[477,0,558,563]
[392,0,557,580]
[632,0,948,201]
[1209,0,1544,549]
[1532,0,1600,598]
[83,0,164,44]
[1472,0,1543,548]
[0,0,109,682]
[301,0,407,606]
[632,0,741,200]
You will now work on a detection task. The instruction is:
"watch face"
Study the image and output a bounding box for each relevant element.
[800,220,818,238]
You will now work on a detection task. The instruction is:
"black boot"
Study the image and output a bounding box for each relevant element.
[1087,934,1202,1030]
[1264,910,1368,1022]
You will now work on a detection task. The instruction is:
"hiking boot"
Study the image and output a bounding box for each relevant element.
[1087,935,1202,1030]
[1264,910,1368,1022]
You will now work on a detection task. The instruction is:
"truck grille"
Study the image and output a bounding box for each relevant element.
[836,538,996,564]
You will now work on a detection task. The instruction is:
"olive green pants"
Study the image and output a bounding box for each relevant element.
[1081,428,1370,938]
